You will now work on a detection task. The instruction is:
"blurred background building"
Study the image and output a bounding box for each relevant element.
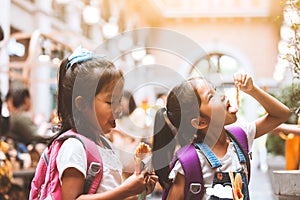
[0,0,297,124]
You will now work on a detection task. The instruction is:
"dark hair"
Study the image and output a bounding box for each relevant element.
[152,78,204,188]
[55,56,124,143]
[0,25,4,41]
[123,90,137,116]
[10,87,30,109]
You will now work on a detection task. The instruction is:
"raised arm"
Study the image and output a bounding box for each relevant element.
[234,73,290,138]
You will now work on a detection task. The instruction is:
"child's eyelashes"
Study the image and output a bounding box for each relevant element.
[107,100,122,106]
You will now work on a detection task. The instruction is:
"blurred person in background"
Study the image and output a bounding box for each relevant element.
[270,122,300,170]
[6,87,47,145]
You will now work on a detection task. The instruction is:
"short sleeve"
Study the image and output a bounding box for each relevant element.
[232,120,256,151]
[56,138,87,183]
[168,160,185,181]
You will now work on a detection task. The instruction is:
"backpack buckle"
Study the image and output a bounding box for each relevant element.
[190,183,202,194]
[89,162,101,175]
[249,151,252,160]
[83,162,101,194]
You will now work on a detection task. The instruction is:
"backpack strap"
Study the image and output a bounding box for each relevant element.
[75,134,103,194]
[230,138,246,164]
[57,130,103,194]
[225,125,249,153]
[175,144,205,200]
[225,126,251,182]
[194,143,222,169]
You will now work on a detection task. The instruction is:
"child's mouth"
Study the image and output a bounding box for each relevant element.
[227,101,238,114]
[110,120,116,128]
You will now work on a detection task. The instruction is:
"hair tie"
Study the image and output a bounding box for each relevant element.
[66,46,105,70]
[163,109,177,136]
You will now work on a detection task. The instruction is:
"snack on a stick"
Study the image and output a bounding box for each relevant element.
[134,142,152,174]
[235,85,240,108]
[229,172,244,200]
[234,173,244,200]
[134,142,152,200]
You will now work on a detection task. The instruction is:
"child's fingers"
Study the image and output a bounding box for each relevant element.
[236,73,246,83]
[234,73,254,93]
[149,174,158,182]
[242,74,247,84]
[145,177,157,195]
[139,169,148,177]
[233,73,244,86]
[233,73,240,82]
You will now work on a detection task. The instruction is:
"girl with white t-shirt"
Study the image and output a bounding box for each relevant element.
[49,47,157,200]
[152,74,289,199]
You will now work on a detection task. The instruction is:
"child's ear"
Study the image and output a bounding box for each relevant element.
[75,96,85,111]
[191,117,208,129]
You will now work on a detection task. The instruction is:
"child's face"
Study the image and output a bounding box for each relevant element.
[195,79,238,126]
[92,80,124,135]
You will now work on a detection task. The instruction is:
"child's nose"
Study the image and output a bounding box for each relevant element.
[113,104,122,118]
[221,94,226,101]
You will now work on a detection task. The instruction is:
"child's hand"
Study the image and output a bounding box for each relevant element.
[145,172,158,195]
[122,170,148,195]
[233,73,254,93]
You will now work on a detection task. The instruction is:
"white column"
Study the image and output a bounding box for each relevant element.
[31,0,53,121]
[0,0,11,98]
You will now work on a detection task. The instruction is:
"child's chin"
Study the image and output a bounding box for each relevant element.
[226,116,237,125]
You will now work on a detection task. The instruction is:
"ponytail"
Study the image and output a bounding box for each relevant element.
[57,58,73,134]
[47,58,70,145]
[153,79,204,188]
[152,107,177,189]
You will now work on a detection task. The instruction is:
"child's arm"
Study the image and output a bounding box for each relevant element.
[167,173,185,200]
[234,73,290,138]
[75,171,152,200]
[61,168,86,200]
[270,123,300,136]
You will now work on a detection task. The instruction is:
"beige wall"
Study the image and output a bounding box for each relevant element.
[130,0,284,85]
[149,17,282,82]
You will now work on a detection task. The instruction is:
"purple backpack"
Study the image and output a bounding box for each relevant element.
[29,129,103,200]
[162,125,251,200]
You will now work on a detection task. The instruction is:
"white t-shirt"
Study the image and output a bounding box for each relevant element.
[57,136,123,193]
[168,121,256,199]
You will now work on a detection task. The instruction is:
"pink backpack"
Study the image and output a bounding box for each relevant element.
[29,129,103,200]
